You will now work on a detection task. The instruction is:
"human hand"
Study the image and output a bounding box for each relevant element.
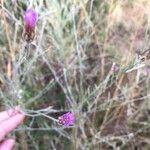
[0,106,25,150]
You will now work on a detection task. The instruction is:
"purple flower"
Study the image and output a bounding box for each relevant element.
[146,67,150,76]
[24,9,38,32]
[58,112,75,126]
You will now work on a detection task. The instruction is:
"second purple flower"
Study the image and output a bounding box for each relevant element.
[58,112,75,127]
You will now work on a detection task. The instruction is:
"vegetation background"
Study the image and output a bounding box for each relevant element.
[0,0,150,149]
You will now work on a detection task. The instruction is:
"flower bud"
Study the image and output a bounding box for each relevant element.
[24,9,38,32]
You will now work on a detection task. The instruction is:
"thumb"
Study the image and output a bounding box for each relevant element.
[0,139,15,150]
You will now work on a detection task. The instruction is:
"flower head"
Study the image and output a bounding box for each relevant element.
[58,112,75,126]
[146,67,150,76]
[24,9,38,32]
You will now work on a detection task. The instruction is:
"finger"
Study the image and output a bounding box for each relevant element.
[0,139,15,150]
[0,114,25,141]
[0,106,21,122]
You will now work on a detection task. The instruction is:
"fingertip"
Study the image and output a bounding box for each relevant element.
[15,113,25,124]
[0,139,15,150]
[0,106,23,123]
[0,113,25,141]
[14,105,21,113]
